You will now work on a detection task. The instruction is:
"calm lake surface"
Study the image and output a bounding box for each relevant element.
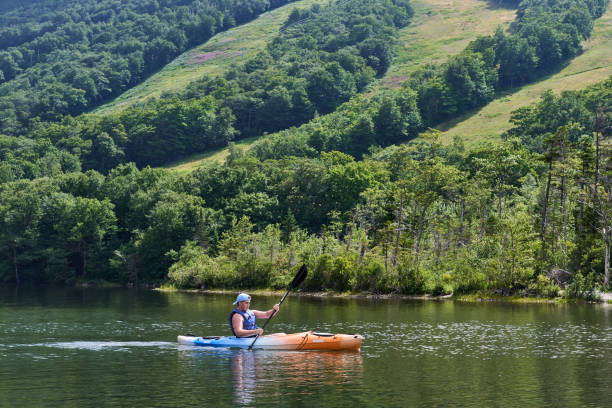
[1,287,612,407]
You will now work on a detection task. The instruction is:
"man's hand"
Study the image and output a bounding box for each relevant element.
[255,328,264,335]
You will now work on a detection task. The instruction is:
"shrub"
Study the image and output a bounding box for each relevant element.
[232,258,272,288]
[167,241,206,288]
[564,271,601,301]
[330,254,356,292]
[354,258,385,292]
[397,261,432,294]
[431,271,454,296]
[527,274,560,298]
[204,259,240,288]
[267,263,294,290]
[449,256,488,294]
[304,253,333,290]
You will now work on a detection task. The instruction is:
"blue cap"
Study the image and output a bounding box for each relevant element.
[233,293,251,305]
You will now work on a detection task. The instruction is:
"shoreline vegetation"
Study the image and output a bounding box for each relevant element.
[153,285,612,304]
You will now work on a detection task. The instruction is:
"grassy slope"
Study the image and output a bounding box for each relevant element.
[93,0,328,115]
[381,0,515,88]
[162,136,257,172]
[439,4,612,146]
[95,0,609,169]
[164,0,516,169]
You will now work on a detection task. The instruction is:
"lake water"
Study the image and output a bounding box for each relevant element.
[1,287,611,407]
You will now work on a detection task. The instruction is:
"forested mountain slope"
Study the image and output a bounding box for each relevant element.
[381,0,515,87]
[168,0,610,170]
[0,0,415,177]
[97,0,515,115]
[165,0,516,169]
[0,0,301,134]
[440,3,612,146]
[94,0,329,115]
[199,0,609,165]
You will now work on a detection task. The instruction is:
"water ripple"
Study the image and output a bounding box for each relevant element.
[350,320,612,359]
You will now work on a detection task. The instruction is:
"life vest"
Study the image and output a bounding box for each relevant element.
[229,308,258,336]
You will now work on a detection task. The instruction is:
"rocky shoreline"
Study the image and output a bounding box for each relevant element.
[154,287,612,304]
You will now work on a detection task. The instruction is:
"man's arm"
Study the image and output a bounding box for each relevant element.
[252,303,280,319]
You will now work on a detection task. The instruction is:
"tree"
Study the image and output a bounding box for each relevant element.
[137,193,221,281]
[465,140,533,219]
[498,203,538,289]
[345,115,375,158]
[373,97,405,146]
[51,194,117,278]
[493,28,538,88]
[0,180,46,283]
[307,68,339,114]
[359,38,393,76]
[327,159,384,214]
[84,132,124,173]
[417,77,457,125]
[225,192,279,230]
[262,86,293,131]
[582,134,612,287]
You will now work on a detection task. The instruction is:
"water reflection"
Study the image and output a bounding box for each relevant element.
[178,346,363,406]
[232,350,362,406]
[232,351,256,405]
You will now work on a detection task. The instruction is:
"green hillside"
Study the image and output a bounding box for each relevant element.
[162,0,611,171]
[163,0,516,169]
[72,0,609,172]
[93,0,329,115]
[439,3,612,146]
[1,0,610,297]
[0,0,298,135]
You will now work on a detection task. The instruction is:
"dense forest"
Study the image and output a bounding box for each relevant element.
[0,0,413,172]
[1,78,610,296]
[0,0,300,134]
[0,0,610,299]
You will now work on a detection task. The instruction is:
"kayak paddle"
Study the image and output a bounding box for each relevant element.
[248,264,308,350]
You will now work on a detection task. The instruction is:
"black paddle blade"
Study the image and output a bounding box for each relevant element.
[289,264,308,290]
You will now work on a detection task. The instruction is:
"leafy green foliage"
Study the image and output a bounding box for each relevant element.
[527,274,561,298]
[409,0,608,126]
[505,82,609,152]
[0,0,413,174]
[176,0,413,137]
[0,0,299,134]
[564,272,601,300]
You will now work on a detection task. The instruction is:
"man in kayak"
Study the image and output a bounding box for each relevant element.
[229,293,280,337]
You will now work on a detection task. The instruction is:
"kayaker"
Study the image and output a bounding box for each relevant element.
[229,293,280,337]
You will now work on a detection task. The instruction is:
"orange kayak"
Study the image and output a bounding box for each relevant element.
[177,331,362,351]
